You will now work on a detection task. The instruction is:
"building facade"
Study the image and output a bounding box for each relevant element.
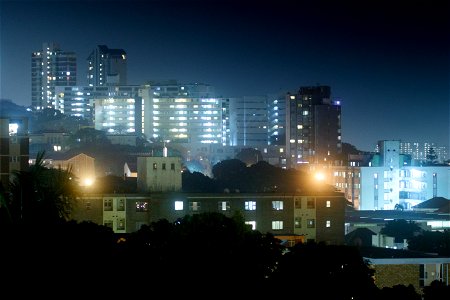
[31,42,77,110]
[72,192,347,245]
[268,93,286,146]
[94,85,150,135]
[137,156,182,192]
[399,141,448,164]
[0,117,29,188]
[143,81,222,144]
[333,140,450,210]
[229,96,269,147]
[286,85,342,169]
[87,45,127,86]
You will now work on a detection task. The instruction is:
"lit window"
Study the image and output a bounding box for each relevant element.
[326,220,331,228]
[245,201,256,211]
[326,200,331,208]
[272,221,283,230]
[136,201,148,212]
[174,201,184,211]
[307,219,315,228]
[218,201,230,211]
[189,201,201,212]
[153,163,157,170]
[295,217,301,228]
[245,221,256,230]
[272,201,284,210]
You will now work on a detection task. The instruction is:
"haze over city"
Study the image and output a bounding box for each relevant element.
[0,0,448,151]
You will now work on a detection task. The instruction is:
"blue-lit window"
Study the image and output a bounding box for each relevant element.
[245,201,256,211]
[174,201,184,211]
[272,201,284,210]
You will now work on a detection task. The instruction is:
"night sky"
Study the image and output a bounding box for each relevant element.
[1,0,448,151]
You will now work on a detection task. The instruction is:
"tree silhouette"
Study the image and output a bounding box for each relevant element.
[425,147,438,165]
[235,147,263,166]
[380,219,422,243]
[120,212,284,296]
[272,242,380,299]
[182,170,217,192]
[408,229,450,256]
[423,280,450,300]
[7,151,79,225]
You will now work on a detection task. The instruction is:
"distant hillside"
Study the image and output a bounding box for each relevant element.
[0,99,31,117]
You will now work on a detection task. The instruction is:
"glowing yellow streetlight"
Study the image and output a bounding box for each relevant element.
[83,178,94,187]
[314,172,325,181]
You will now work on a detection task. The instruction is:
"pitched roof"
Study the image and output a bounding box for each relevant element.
[412,197,449,210]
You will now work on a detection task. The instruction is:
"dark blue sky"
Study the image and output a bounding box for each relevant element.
[1,0,448,151]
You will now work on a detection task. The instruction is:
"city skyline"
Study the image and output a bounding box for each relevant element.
[0,0,448,152]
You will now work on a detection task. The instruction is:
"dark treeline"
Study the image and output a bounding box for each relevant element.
[183,159,335,194]
[2,213,449,299]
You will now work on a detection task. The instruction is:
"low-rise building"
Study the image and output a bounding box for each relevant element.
[71,192,348,245]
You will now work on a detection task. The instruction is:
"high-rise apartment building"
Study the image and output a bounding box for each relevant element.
[87,45,127,86]
[286,86,341,169]
[31,42,77,110]
[144,81,222,144]
[268,93,286,146]
[94,85,149,135]
[229,96,269,146]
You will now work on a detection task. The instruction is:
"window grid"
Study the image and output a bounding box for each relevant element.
[245,201,256,211]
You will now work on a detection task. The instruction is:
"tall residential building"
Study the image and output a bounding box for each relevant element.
[94,85,150,135]
[31,42,77,110]
[286,85,341,169]
[268,93,286,146]
[0,117,29,188]
[54,86,95,120]
[229,96,269,146]
[144,81,222,144]
[87,45,127,86]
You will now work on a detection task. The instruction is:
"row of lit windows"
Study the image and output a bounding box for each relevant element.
[100,198,334,213]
